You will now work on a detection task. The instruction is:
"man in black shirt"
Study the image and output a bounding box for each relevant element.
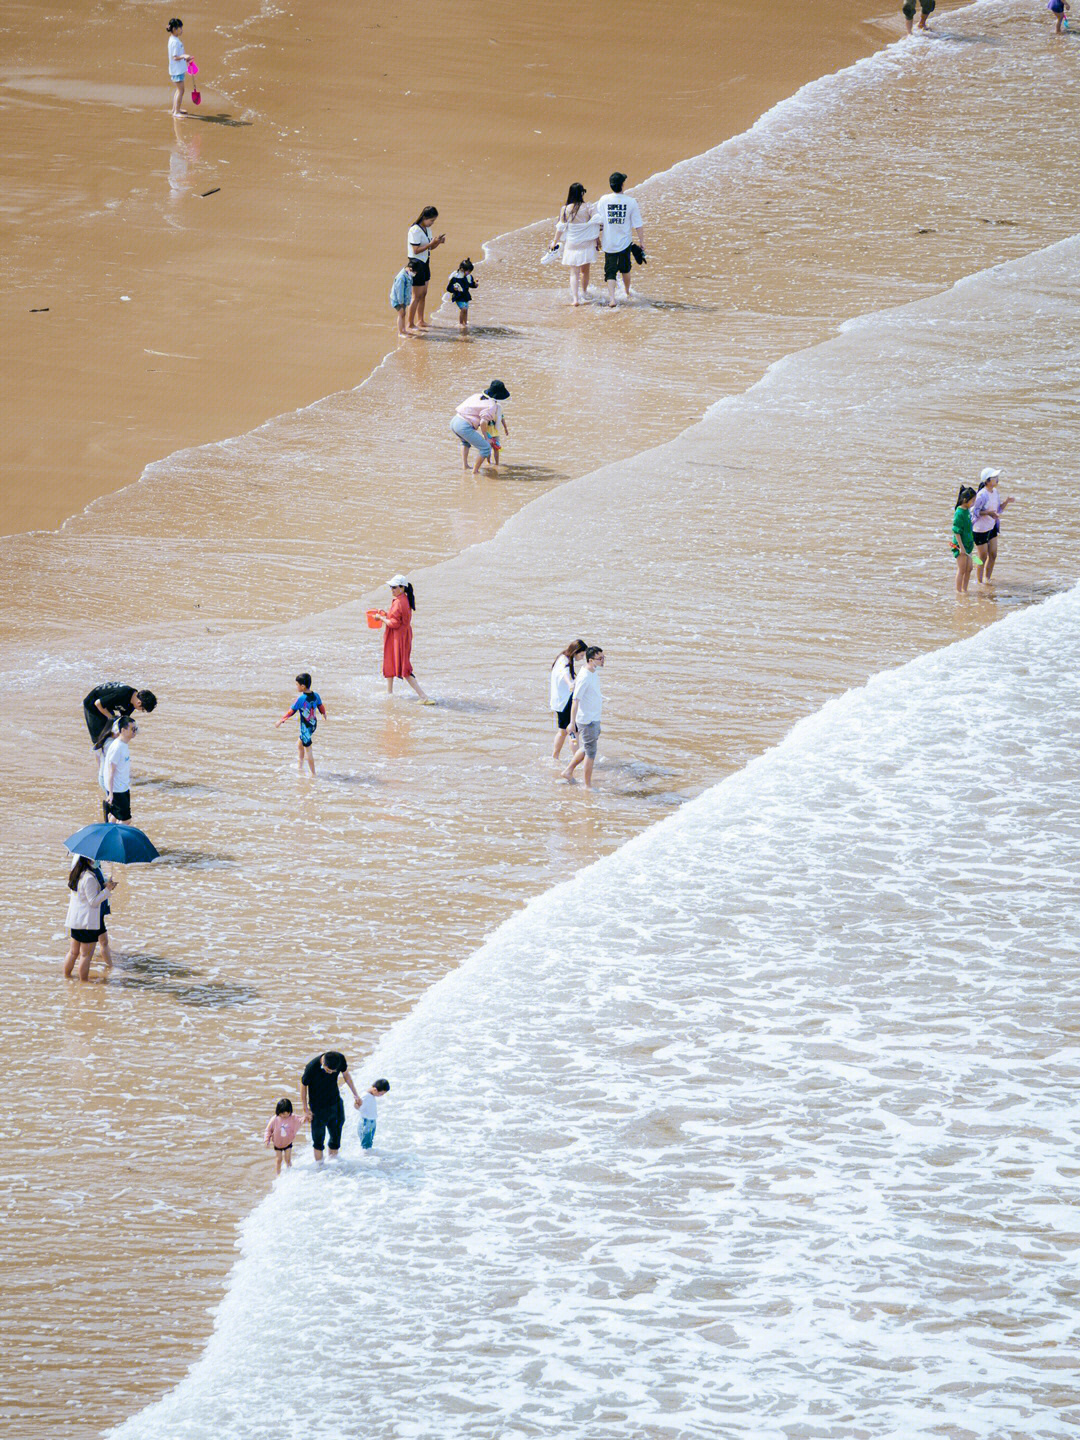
[300,1051,363,1162]
[82,683,157,750]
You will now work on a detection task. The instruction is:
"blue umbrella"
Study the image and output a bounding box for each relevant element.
[64,823,160,865]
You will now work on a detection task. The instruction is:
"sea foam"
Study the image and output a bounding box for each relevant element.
[111,581,1080,1440]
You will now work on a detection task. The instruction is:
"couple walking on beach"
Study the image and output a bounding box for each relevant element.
[550,640,606,788]
[551,172,646,307]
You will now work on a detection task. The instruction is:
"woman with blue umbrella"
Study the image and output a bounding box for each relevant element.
[62,823,159,982]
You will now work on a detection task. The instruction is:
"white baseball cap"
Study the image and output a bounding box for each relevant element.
[387,573,409,588]
[979,466,1001,483]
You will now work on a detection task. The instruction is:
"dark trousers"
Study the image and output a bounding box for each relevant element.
[311,1101,345,1152]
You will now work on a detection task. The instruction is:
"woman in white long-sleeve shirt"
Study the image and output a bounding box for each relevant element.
[64,856,116,981]
[549,638,587,760]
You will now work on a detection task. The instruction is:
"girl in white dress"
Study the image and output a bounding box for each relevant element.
[551,183,599,306]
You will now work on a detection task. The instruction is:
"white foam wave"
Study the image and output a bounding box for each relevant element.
[110,582,1080,1440]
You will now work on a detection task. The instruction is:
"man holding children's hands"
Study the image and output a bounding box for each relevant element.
[300,1051,362,1163]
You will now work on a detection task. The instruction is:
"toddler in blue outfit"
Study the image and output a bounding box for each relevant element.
[446,258,478,331]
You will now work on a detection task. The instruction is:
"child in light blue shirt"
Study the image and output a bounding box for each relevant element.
[390,260,422,335]
[357,1078,390,1150]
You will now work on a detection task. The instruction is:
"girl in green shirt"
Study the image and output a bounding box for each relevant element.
[952,486,977,593]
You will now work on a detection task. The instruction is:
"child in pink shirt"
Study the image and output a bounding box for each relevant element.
[264,1097,306,1175]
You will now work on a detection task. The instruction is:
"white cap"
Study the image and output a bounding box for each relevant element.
[979,466,1001,484]
[387,574,409,588]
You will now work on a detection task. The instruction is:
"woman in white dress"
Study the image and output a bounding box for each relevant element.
[551,184,599,306]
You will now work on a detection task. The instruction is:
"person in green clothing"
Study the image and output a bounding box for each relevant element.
[952,486,977,593]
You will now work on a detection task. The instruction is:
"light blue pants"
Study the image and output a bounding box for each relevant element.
[359,1117,376,1150]
[451,414,492,458]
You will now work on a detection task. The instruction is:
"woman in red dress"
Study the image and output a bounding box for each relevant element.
[378,574,433,703]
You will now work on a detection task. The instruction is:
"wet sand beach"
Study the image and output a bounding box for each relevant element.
[2,0,885,535]
[7,1,1080,1437]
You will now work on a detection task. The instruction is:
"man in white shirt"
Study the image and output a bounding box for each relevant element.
[101,716,136,823]
[562,647,605,789]
[592,172,645,306]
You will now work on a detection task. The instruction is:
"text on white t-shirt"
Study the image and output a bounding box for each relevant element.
[103,737,131,793]
[593,193,643,252]
[572,667,603,725]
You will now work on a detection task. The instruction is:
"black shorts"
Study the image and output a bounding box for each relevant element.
[71,926,106,944]
[604,247,632,281]
[902,0,935,14]
[410,259,431,287]
[311,1101,344,1152]
[973,526,999,545]
[103,791,132,823]
[555,698,573,730]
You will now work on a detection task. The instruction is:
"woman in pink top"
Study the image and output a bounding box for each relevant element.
[449,379,510,475]
[373,574,434,703]
[265,1098,306,1174]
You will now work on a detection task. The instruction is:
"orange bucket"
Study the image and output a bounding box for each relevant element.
[366,609,382,630]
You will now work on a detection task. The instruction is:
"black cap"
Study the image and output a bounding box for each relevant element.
[485,380,510,401]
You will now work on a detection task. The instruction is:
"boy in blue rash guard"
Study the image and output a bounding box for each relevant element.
[275,671,327,775]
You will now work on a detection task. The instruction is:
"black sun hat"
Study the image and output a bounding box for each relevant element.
[485,380,510,401]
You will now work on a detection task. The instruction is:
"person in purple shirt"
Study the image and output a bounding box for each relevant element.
[970,467,1015,585]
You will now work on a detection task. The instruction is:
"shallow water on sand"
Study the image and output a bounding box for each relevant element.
[5,2,1080,1434]
[110,578,1080,1440]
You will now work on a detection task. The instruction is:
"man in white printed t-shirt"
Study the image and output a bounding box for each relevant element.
[592,172,645,306]
[101,715,136,824]
[562,647,605,789]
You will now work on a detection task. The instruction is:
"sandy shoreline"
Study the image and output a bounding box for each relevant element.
[2,0,891,536]
[7,5,1034,1438]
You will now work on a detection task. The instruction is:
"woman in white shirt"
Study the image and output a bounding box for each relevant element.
[551,184,599,306]
[549,639,587,759]
[971,467,1015,583]
[407,206,446,331]
[64,856,116,982]
[166,19,194,118]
